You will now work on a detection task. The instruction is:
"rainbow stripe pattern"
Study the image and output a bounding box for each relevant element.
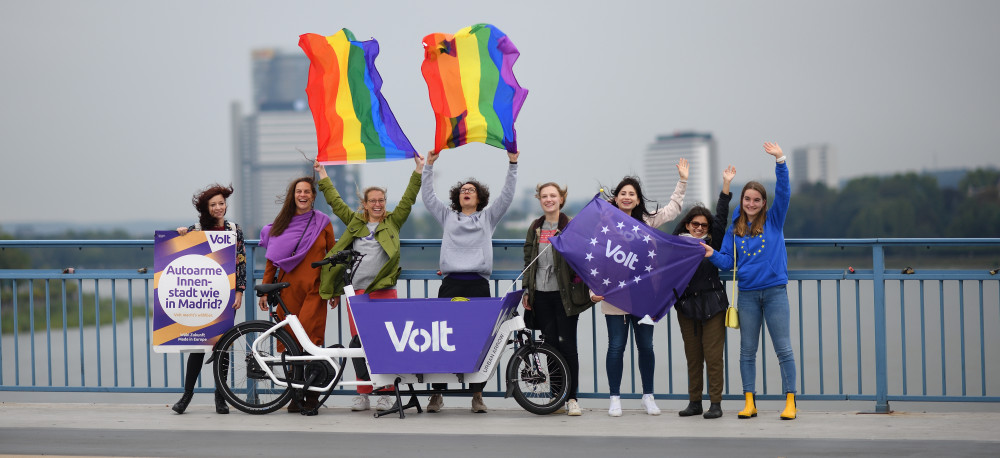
[299,29,416,164]
[421,24,527,153]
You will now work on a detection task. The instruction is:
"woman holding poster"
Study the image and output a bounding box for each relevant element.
[590,158,688,417]
[170,183,245,415]
[258,176,336,413]
[420,149,519,413]
[702,142,798,420]
[313,154,423,412]
[521,182,594,417]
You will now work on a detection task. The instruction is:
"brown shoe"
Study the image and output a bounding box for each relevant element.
[471,393,487,413]
[426,394,443,413]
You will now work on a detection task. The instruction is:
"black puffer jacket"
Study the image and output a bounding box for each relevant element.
[671,191,732,322]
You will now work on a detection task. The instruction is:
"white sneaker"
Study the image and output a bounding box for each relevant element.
[642,394,661,415]
[608,396,622,417]
[375,395,394,411]
[567,399,582,416]
[351,394,370,411]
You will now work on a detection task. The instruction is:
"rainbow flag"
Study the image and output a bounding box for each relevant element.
[421,24,528,153]
[299,29,416,164]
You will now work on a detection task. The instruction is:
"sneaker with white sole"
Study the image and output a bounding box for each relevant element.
[567,399,582,416]
[642,394,661,416]
[375,395,394,411]
[351,394,370,411]
[608,395,622,417]
[426,394,443,413]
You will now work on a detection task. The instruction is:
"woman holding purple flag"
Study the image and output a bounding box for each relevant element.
[522,182,595,417]
[258,176,336,412]
[591,158,689,417]
[702,142,798,420]
[671,165,736,420]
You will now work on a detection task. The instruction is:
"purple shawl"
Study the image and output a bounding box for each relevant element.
[259,210,331,272]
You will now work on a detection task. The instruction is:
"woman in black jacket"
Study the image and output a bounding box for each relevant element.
[671,166,735,419]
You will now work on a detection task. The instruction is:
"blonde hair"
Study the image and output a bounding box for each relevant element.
[534,182,568,210]
[359,186,388,222]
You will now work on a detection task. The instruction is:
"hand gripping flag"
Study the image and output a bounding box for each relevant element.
[549,195,706,322]
[421,23,528,153]
[299,29,416,164]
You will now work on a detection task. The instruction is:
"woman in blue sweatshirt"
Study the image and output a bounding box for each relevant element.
[702,142,798,420]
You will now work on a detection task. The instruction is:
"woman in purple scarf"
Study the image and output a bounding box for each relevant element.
[257,176,335,411]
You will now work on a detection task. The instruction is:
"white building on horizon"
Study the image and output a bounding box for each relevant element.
[791,144,837,192]
[643,132,718,211]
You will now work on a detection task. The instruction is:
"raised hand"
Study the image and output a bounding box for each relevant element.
[314,160,328,180]
[722,165,736,194]
[413,152,425,173]
[507,150,520,164]
[426,150,439,166]
[676,157,689,181]
[763,142,783,158]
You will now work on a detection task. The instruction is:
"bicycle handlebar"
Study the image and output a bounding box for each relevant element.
[311,249,362,268]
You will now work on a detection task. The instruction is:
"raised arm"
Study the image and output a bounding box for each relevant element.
[646,157,689,227]
[764,142,791,226]
[484,151,519,225]
[386,156,424,227]
[420,151,451,223]
[711,166,735,249]
[315,160,354,224]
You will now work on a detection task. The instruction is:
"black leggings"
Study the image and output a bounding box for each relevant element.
[432,275,490,392]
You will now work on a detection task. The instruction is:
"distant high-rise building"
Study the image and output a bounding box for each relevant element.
[791,144,837,192]
[644,132,718,211]
[233,48,360,237]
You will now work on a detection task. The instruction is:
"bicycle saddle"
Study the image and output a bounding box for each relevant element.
[254,282,291,296]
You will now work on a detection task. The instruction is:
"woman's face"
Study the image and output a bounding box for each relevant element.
[207,194,227,225]
[294,181,315,214]
[459,183,479,211]
[537,185,562,215]
[615,184,638,212]
[686,215,710,238]
[742,189,765,219]
[364,190,386,222]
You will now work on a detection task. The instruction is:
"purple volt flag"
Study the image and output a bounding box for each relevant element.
[549,195,705,322]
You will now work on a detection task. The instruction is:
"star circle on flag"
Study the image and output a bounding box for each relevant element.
[585,253,594,261]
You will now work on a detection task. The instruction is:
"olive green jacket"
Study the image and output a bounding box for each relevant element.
[522,213,595,316]
[318,171,421,299]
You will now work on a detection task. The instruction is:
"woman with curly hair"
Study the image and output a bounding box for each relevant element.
[419,149,519,413]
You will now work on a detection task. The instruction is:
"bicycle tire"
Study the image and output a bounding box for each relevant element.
[213,321,300,415]
[506,342,571,415]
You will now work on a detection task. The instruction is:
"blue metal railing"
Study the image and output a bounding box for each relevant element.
[2,238,999,412]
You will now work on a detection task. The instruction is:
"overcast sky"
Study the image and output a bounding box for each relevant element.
[2,0,998,226]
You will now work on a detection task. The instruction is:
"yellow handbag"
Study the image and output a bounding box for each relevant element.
[725,238,739,329]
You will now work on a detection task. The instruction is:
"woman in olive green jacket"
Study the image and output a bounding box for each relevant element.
[314,155,423,411]
[522,182,594,416]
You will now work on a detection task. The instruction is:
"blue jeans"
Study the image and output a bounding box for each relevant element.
[738,285,797,394]
[605,314,655,395]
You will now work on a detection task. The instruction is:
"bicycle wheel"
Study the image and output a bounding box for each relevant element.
[506,343,571,415]
[213,321,300,414]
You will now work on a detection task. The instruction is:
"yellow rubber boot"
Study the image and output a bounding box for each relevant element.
[737,392,757,419]
[780,392,797,420]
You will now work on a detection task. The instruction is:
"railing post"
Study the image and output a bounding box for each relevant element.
[872,243,890,413]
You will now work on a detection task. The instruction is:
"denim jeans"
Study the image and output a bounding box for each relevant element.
[738,285,797,394]
[605,314,655,395]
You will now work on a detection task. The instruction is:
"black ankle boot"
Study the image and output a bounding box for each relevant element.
[678,401,703,417]
[703,402,723,419]
[214,390,230,414]
[172,392,193,414]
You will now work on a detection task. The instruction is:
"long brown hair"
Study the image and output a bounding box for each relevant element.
[734,181,767,237]
[270,177,316,236]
